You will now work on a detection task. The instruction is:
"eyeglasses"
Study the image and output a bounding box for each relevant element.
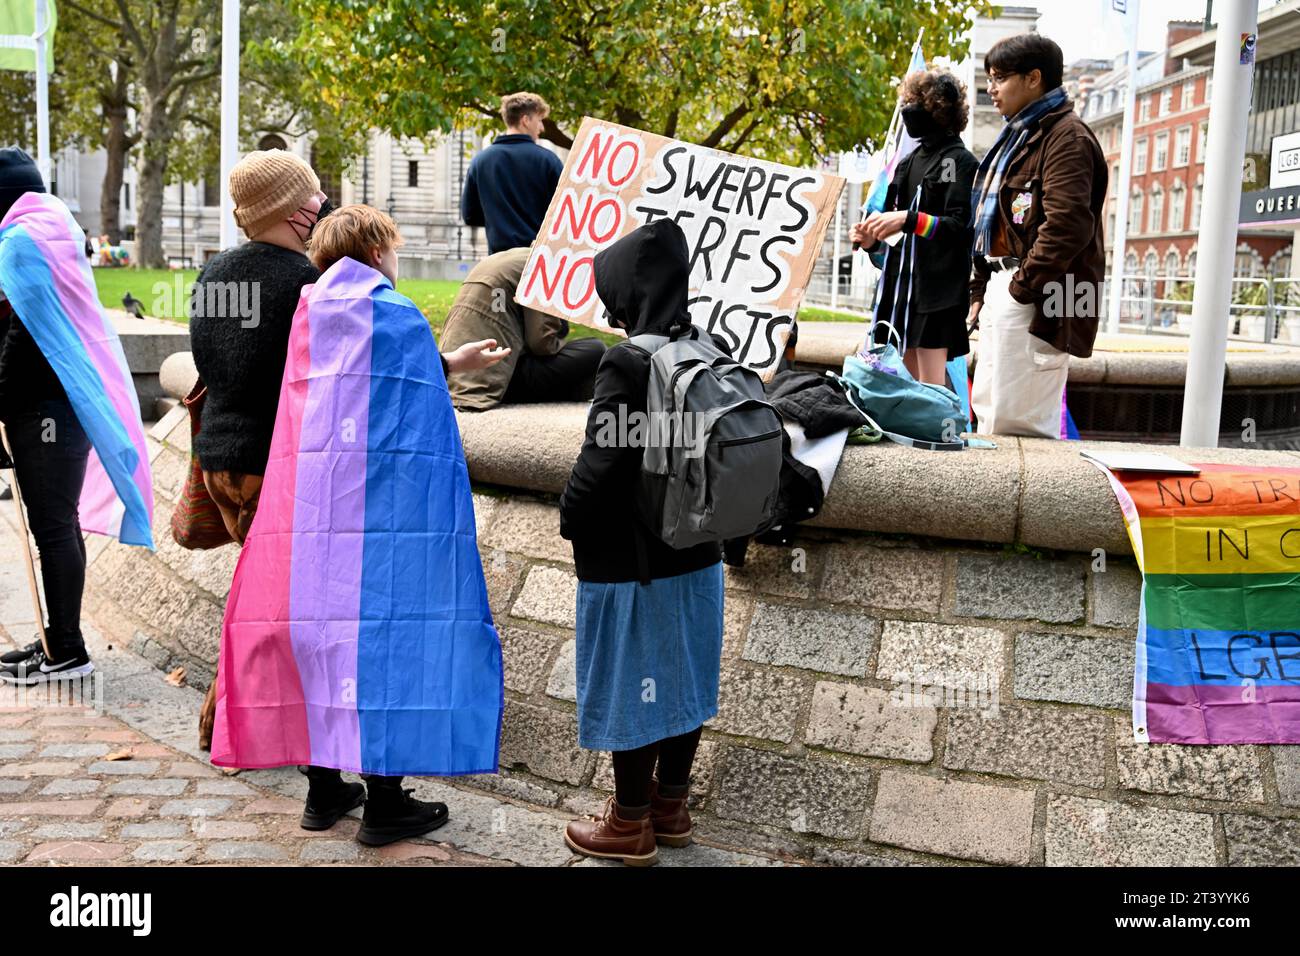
[986,70,1020,89]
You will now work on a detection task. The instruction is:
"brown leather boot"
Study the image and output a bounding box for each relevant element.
[649,778,692,847]
[563,796,658,866]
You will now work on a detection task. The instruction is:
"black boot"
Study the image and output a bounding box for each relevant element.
[301,766,366,831]
[356,775,449,847]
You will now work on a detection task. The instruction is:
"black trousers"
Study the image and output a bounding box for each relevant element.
[503,338,604,404]
[3,399,91,656]
[611,726,703,808]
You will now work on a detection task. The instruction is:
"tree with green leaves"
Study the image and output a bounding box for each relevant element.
[286,0,991,166]
[62,0,223,267]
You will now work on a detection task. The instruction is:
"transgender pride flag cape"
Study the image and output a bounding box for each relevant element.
[211,257,503,776]
[1100,463,1300,744]
[0,192,153,548]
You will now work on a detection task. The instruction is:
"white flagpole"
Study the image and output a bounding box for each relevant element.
[1181,0,1258,447]
[33,0,50,186]
[1106,0,1141,334]
[219,0,240,249]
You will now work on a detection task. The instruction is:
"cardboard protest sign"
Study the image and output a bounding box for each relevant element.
[1099,462,1300,744]
[516,118,845,380]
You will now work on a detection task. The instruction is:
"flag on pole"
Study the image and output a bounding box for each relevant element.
[0,0,56,73]
[211,257,504,775]
[0,192,154,547]
[861,41,927,218]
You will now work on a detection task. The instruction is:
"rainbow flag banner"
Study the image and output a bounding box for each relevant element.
[211,258,503,775]
[1102,463,1300,744]
[0,192,153,548]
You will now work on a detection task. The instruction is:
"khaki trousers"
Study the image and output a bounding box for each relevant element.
[970,271,1069,439]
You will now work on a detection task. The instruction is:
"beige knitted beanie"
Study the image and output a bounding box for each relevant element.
[229,150,321,239]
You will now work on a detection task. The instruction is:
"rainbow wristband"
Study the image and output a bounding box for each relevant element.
[914,212,937,239]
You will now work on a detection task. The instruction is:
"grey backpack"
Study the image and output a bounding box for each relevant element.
[625,328,783,549]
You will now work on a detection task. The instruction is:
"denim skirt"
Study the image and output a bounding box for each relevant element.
[574,562,724,751]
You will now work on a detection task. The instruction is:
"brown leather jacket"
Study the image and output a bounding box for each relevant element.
[970,100,1108,358]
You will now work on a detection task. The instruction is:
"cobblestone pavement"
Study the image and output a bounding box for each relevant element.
[0,483,785,867]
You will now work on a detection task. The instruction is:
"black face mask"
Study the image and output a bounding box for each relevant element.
[289,197,334,243]
[901,104,940,140]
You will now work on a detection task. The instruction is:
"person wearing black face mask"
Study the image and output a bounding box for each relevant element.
[852,69,979,386]
[187,150,339,760]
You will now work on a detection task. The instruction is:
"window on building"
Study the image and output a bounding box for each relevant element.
[122,182,131,211]
[1134,138,1148,174]
[202,165,220,208]
[1145,252,1159,280]
[1235,249,1260,277]
[1191,178,1203,229]
[1174,126,1192,167]
[1205,75,1212,103]
[1153,131,1169,171]
[1148,185,1164,234]
[310,143,341,204]
[1169,182,1186,232]
[1181,78,1196,109]
[1139,97,1151,123]
[1130,188,1144,234]
[1110,164,1119,199]
[1165,250,1180,278]
[407,159,419,189]
[1159,88,1173,116]
[1187,250,1197,275]
[1196,120,1208,162]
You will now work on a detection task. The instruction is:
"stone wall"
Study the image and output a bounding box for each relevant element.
[81,393,1300,866]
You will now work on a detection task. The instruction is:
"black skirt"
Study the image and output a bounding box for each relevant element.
[872,302,970,357]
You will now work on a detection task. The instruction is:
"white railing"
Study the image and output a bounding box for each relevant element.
[1116,273,1300,345]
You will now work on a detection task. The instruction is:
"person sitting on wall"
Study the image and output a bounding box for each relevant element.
[441,247,605,411]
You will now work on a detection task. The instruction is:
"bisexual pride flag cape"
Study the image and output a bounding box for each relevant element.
[1101,463,1300,744]
[0,192,153,548]
[211,257,503,776]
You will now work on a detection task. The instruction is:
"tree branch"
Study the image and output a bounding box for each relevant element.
[62,0,123,33]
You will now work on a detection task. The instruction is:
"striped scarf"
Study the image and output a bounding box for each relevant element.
[970,86,1069,255]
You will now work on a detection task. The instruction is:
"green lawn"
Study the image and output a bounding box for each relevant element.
[90,266,858,340]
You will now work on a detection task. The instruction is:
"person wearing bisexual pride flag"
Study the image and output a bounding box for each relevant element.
[0,147,155,686]
[210,204,507,847]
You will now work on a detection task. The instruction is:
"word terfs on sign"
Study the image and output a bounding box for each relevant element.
[516,119,843,380]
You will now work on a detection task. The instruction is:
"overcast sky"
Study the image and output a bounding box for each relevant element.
[1028,0,1274,62]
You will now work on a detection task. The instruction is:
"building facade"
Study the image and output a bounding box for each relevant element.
[1082,19,1294,296]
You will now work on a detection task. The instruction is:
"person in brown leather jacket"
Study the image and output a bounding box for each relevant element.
[967,33,1107,438]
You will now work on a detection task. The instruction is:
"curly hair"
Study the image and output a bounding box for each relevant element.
[898,69,970,135]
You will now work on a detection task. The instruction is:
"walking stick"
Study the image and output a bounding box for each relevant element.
[0,422,50,659]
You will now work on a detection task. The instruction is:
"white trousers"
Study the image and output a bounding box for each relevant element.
[970,271,1069,439]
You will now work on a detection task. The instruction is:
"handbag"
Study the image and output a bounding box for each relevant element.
[169,379,235,549]
[838,323,966,451]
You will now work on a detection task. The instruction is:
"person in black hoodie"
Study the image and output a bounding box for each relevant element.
[854,69,978,386]
[559,219,725,867]
[0,147,96,683]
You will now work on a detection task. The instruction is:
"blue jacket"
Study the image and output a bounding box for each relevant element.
[460,133,564,254]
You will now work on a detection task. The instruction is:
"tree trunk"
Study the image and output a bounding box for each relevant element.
[133,96,172,269]
[99,101,129,245]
